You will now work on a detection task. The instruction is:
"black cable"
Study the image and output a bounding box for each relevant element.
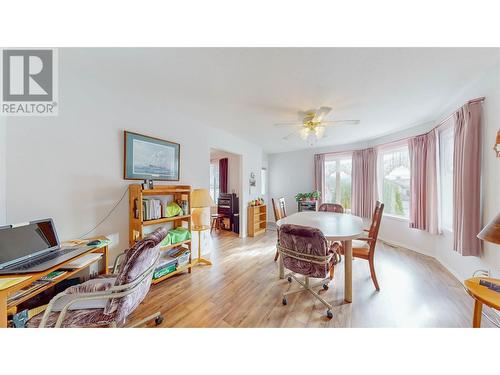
[78,186,129,239]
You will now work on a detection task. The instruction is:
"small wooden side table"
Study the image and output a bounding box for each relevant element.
[191,225,213,267]
[464,277,500,328]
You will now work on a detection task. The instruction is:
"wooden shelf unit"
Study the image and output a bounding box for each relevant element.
[129,184,193,284]
[248,204,267,237]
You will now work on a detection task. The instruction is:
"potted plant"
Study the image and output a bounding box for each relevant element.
[294,193,305,202]
[311,190,321,201]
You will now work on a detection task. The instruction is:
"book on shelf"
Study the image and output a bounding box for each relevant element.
[142,198,163,221]
[40,270,67,282]
[7,280,51,303]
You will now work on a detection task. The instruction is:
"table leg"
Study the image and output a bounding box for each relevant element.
[344,239,353,303]
[472,299,482,328]
[0,291,7,328]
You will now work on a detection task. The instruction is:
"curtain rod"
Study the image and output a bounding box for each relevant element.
[315,97,485,156]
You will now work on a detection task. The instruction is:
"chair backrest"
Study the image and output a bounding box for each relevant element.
[272,197,287,221]
[367,201,384,251]
[318,203,344,213]
[278,224,330,279]
[104,227,167,324]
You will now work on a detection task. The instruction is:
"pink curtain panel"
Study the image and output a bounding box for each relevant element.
[351,148,378,218]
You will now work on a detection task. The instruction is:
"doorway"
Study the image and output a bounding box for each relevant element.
[209,148,242,237]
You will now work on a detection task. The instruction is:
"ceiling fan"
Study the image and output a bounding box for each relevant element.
[274,106,360,146]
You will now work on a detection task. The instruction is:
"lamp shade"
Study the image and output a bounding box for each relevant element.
[477,212,500,245]
[191,189,215,208]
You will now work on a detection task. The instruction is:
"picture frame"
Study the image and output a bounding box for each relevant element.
[124,131,180,181]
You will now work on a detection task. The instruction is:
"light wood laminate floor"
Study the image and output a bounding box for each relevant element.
[130,229,485,328]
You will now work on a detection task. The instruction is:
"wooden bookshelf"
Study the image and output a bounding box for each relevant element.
[129,184,193,284]
[248,204,267,237]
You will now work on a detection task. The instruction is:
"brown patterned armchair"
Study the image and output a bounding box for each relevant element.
[27,227,168,328]
[277,224,340,319]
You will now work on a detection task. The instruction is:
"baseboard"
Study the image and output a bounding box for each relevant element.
[378,237,434,258]
[379,237,466,282]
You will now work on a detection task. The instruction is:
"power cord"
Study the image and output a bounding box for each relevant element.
[78,186,129,239]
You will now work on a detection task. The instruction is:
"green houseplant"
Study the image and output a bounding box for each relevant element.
[295,191,321,202]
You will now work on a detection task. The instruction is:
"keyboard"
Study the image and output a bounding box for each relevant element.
[7,247,81,271]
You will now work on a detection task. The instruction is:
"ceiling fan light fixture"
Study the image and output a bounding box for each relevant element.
[299,127,310,140]
[306,132,317,147]
[315,125,326,138]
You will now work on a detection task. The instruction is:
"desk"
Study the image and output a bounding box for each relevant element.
[464,277,500,328]
[0,237,109,328]
[276,211,364,303]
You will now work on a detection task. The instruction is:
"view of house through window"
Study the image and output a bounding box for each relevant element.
[379,147,410,217]
[209,162,220,202]
[439,126,454,231]
[324,155,352,209]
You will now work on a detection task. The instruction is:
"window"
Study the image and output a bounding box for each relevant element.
[439,126,454,231]
[378,146,410,217]
[209,162,220,202]
[324,155,352,209]
[261,168,267,195]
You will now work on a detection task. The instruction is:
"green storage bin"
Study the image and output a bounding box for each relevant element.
[153,263,176,279]
[168,227,191,244]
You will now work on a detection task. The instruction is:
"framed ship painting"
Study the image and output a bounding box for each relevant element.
[124,131,180,181]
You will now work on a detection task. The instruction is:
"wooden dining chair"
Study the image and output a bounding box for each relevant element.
[340,201,384,291]
[272,197,287,261]
[318,203,344,213]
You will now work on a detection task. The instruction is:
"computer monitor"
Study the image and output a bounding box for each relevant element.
[0,218,60,269]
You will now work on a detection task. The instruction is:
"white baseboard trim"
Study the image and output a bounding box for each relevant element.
[378,237,434,258]
[379,237,466,282]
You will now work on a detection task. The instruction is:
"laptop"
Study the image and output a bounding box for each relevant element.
[0,218,90,274]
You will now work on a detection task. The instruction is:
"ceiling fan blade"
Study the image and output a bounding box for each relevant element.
[282,130,299,140]
[321,120,360,126]
[313,106,332,122]
[274,122,304,127]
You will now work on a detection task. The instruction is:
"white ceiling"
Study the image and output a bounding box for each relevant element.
[65,48,500,153]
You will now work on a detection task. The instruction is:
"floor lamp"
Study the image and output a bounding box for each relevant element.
[191,189,215,266]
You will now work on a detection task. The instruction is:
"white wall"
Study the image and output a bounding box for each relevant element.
[0,116,6,225]
[269,63,500,280]
[4,49,263,261]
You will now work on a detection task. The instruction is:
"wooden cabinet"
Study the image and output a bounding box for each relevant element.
[248,205,267,237]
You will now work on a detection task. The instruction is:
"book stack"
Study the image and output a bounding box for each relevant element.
[142,198,163,220]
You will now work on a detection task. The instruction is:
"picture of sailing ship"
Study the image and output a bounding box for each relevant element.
[124,131,180,181]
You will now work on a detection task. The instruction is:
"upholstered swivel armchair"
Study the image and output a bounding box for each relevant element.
[277,224,340,319]
[27,227,167,328]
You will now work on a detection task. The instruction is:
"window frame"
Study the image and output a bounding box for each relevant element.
[323,153,352,210]
[438,124,454,233]
[261,168,267,196]
[377,144,411,220]
[209,161,220,202]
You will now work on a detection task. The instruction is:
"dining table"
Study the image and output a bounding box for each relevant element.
[276,211,364,303]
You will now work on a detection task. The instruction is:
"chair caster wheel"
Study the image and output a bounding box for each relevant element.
[282,297,288,305]
[287,276,292,283]
[322,284,329,290]
[326,310,333,319]
[155,315,164,325]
